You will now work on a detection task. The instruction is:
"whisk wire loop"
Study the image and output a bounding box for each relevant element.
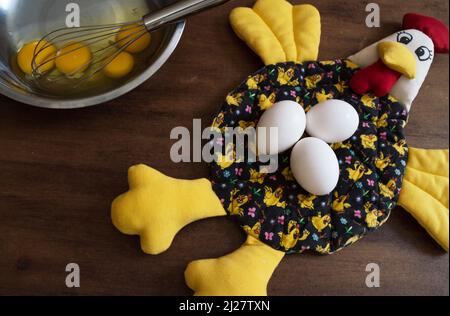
[28,0,230,91]
[31,21,147,85]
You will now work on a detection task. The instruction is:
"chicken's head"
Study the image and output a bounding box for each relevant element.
[349,13,449,111]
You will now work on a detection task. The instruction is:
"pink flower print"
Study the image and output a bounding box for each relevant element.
[269,175,277,181]
[264,85,271,91]
[264,232,274,241]
[216,137,224,146]
[362,122,370,128]
[248,207,256,218]
[278,215,285,225]
[290,90,297,97]
[235,168,243,176]
[345,156,352,164]
[367,179,375,187]
[245,105,252,114]
[308,64,316,69]
[326,71,333,78]
[380,132,387,141]
[354,210,362,218]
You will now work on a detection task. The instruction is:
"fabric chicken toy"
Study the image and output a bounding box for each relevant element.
[111,0,449,296]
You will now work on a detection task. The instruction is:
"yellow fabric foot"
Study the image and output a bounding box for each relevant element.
[230,0,321,65]
[111,165,226,255]
[185,236,285,296]
[398,148,449,252]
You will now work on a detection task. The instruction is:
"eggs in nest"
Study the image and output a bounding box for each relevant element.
[256,100,359,196]
[16,23,151,80]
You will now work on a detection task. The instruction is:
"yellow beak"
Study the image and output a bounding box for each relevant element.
[378,41,417,79]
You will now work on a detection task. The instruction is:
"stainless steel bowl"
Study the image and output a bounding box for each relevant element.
[0,0,185,109]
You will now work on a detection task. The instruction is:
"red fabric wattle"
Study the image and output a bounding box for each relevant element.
[403,13,450,54]
[350,59,402,97]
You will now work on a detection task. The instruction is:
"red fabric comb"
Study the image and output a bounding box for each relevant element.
[403,13,449,54]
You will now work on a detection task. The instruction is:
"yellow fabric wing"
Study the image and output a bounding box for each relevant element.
[398,148,449,252]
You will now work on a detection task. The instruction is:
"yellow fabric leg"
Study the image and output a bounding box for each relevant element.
[111,165,226,255]
[398,148,449,252]
[185,236,285,296]
[229,0,321,65]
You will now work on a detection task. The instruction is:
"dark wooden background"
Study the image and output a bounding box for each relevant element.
[0,0,448,296]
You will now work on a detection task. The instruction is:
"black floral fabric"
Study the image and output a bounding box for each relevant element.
[209,60,409,254]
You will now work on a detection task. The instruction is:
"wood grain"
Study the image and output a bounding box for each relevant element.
[0,0,448,296]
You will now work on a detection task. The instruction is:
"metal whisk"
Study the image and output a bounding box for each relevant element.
[31,0,230,85]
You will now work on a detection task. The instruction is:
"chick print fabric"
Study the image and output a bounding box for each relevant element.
[210,60,408,254]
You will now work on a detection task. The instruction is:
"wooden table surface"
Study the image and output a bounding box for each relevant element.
[0,0,448,296]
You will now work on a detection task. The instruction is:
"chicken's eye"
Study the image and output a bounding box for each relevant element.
[415,46,432,61]
[397,31,413,45]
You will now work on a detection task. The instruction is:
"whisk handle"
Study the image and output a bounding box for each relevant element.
[143,0,230,31]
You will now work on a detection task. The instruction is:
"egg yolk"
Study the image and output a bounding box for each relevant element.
[116,24,151,54]
[103,51,135,79]
[55,42,92,75]
[17,40,56,75]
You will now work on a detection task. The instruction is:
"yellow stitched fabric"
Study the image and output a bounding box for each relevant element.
[253,0,297,61]
[293,4,321,62]
[230,0,321,65]
[398,148,449,252]
[230,7,286,65]
[378,41,417,79]
[185,236,285,296]
[111,165,226,255]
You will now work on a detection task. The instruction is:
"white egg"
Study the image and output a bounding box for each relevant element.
[290,137,340,196]
[257,100,306,155]
[306,99,359,144]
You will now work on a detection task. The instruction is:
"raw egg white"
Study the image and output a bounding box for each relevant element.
[306,99,359,144]
[290,137,340,196]
[257,100,306,155]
